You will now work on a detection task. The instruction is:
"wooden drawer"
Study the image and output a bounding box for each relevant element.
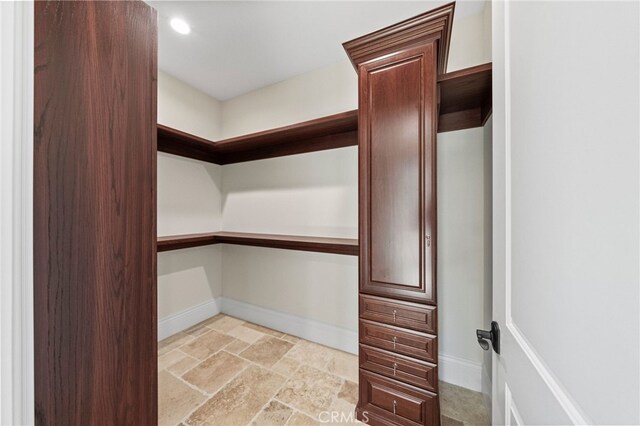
[360,344,437,392]
[359,320,437,363]
[358,370,438,426]
[360,295,436,334]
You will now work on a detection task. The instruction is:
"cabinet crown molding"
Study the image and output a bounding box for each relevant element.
[342,2,455,74]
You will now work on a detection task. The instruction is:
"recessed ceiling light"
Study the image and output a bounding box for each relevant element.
[170,18,190,35]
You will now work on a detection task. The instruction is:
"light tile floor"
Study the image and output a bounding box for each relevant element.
[158,314,490,426]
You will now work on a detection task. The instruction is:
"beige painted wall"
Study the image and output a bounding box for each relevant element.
[157,71,223,319]
[219,11,492,366]
[222,60,357,138]
[220,60,359,329]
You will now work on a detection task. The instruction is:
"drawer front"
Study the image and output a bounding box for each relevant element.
[360,344,437,392]
[359,370,438,426]
[359,320,437,363]
[360,295,436,334]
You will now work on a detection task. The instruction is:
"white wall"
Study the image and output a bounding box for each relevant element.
[157,71,224,325]
[437,128,487,365]
[448,8,492,72]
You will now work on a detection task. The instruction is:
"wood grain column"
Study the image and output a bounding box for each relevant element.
[34,1,157,424]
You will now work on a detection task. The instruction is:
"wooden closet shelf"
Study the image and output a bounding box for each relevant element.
[437,62,492,133]
[157,232,219,252]
[215,110,359,164]
[157,124,219,163]
[156,63,492,163]
[157,231,359,255]
[157,110,358,165]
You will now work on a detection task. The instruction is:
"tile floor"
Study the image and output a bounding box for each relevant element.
[158,314,490,426]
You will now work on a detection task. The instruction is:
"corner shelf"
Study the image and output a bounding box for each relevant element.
[157,110,358,165]
[156,63,492,164]
[157,231,359,256]
[157,125,219,163]
[214,110,358,164]
[437,62,492,133]
[157,233,219,252]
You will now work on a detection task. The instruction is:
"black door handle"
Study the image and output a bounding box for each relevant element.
[476,321,500,354]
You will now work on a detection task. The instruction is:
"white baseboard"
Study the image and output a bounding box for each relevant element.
[220,297,358,354]
[438,353,484,392]
[158,298,222,341]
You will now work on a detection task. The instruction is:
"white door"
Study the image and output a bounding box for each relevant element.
[491,1,640,425]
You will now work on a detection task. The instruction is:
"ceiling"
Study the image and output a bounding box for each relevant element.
[148,1,486,101]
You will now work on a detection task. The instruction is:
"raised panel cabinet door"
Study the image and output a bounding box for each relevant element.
[359,43,438,304]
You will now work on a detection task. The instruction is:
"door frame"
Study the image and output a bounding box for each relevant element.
[0,1,35,425]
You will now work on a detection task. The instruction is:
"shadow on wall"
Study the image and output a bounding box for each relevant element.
[157,246,221,317]
[157,152,222,235]
[221,244,358,331]
[220,146,358,237]
[222,146,357,193]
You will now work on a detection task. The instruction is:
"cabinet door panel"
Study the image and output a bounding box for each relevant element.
[359,43,437,304]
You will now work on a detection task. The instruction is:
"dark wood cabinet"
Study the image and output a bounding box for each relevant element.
[344,3,455,425]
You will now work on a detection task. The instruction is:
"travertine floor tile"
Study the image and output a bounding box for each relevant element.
[167,353,200,376]
[206,315,244,333]
[240,336,294,368]
[158,370,206,426]
[186,366,285,426]
[442,415,465,426]
[202,313,224,325]
[159,349,199,375]
[251,400,293,425]
[159,314,490,426]
[159,332,194,356]
[244,322,285,338]
[275,365,342,418]
[182,351,248,394]
[183,321,212,337]
[180,330,233,360]
[328,397,358,424]
[281,334,300,344]
[440,381,490,425]
[325,351,358,382]
[272,357,300,377]
[227,324,265,344]
[286,340,335,370]
[285,411,317,426]
[337,380,358,405]
[159,349,187,371]
[224,338,251,354]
